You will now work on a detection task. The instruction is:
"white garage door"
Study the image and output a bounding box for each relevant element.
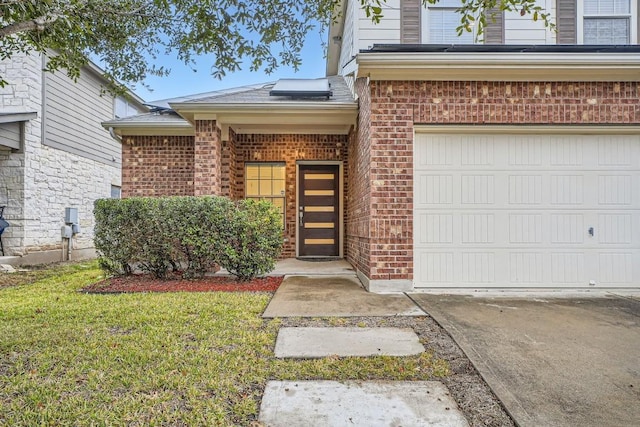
[414,133,640,288]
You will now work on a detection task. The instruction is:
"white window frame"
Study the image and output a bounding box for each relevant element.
[244,162,286,227]
[577,0,638,44]
[420,0,480,44]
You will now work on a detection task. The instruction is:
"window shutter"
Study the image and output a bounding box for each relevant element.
[484,7,505,44]
[401,0,421,43]
[557,0,577,44]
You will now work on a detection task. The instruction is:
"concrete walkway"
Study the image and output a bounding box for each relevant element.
[259,272,468,426]
[259,381,469,427]
[262,275,425,318]
[411,293,640,427]
[274,327,424,358]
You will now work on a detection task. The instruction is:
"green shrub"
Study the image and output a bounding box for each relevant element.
[94,196,283,280]
[217,199,284,281]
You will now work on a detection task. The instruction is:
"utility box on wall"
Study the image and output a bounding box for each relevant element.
[64,207,81,234]
[64,208,78,225]
[61,225,72,239]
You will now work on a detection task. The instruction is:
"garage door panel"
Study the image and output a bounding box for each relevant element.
[414,133,640,289]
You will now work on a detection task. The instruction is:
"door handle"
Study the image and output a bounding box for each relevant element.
[299,209,304,226]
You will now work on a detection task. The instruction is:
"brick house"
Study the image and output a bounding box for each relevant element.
[105,0,640,291]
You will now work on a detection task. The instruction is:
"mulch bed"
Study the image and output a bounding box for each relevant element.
[82,273,283,294]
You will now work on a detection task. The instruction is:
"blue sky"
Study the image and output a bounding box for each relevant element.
[133,29,328,103]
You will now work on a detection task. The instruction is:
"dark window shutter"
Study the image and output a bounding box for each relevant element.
[557,0,577,44]
[484,7,505,44]
[401,0,421,43]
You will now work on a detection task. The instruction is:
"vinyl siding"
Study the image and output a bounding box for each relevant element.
[504,0,556,44]
[0,122,21,150]
[357,0,401,50]
[339,0,358,74]
[43,63,119,165]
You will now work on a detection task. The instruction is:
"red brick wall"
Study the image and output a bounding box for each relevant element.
[121,135,194,197]
[373,81,640,124]
[233,134,348,258]
[221,128,238,198]
[345,78,372,278]
[194,120,222,195]
[361,80,640,281]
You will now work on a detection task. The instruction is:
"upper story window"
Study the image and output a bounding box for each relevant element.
[115,96,141,119]
[424,0,477,44]
[580,0,637,44]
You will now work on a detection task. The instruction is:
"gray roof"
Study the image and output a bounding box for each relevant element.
[173,76,355,105]
[102,111,190,127]
[104,76,356,127]
[147,82,271,109]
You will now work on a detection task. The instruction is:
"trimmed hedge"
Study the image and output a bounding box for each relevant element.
[94,196,283,280]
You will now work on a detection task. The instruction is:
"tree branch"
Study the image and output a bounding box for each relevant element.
[0,14,60,38]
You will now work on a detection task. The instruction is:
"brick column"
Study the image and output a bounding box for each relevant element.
[194,120,222,196]
[220,130,237,198]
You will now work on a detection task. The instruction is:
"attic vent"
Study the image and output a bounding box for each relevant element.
[269,78,332,99]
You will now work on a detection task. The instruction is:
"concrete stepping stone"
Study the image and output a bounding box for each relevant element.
[259,380,469,427]
[274,327,424,358]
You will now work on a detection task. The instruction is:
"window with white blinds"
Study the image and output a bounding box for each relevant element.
[582,0,633,44]
[425,0,476,44]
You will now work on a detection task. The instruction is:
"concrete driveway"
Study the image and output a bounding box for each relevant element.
[410,294,640,427]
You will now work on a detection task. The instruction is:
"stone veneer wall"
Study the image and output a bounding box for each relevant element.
[360,79,640,282]
[0,53,39,254]
[23,146,120,254]
[0,52,122,259]
[232,134,348,258]
[121,135,195,197]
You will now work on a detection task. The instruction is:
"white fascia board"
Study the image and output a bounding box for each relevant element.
[101,119,191,128]
[101,120,193,137]
[117,127,195,136]
[357,52,640,81]
[326,0,346,76]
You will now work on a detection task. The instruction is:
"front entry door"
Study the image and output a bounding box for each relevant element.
[298,164,340,257]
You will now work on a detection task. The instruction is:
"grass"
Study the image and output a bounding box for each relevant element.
[0,261,449,426]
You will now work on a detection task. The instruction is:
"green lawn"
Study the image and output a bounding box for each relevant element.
[0,262,448,426]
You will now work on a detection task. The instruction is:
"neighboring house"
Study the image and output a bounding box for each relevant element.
[104,0,640,291]
[0,53,146,264]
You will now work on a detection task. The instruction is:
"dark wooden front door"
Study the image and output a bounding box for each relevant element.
[298,164,340,257]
